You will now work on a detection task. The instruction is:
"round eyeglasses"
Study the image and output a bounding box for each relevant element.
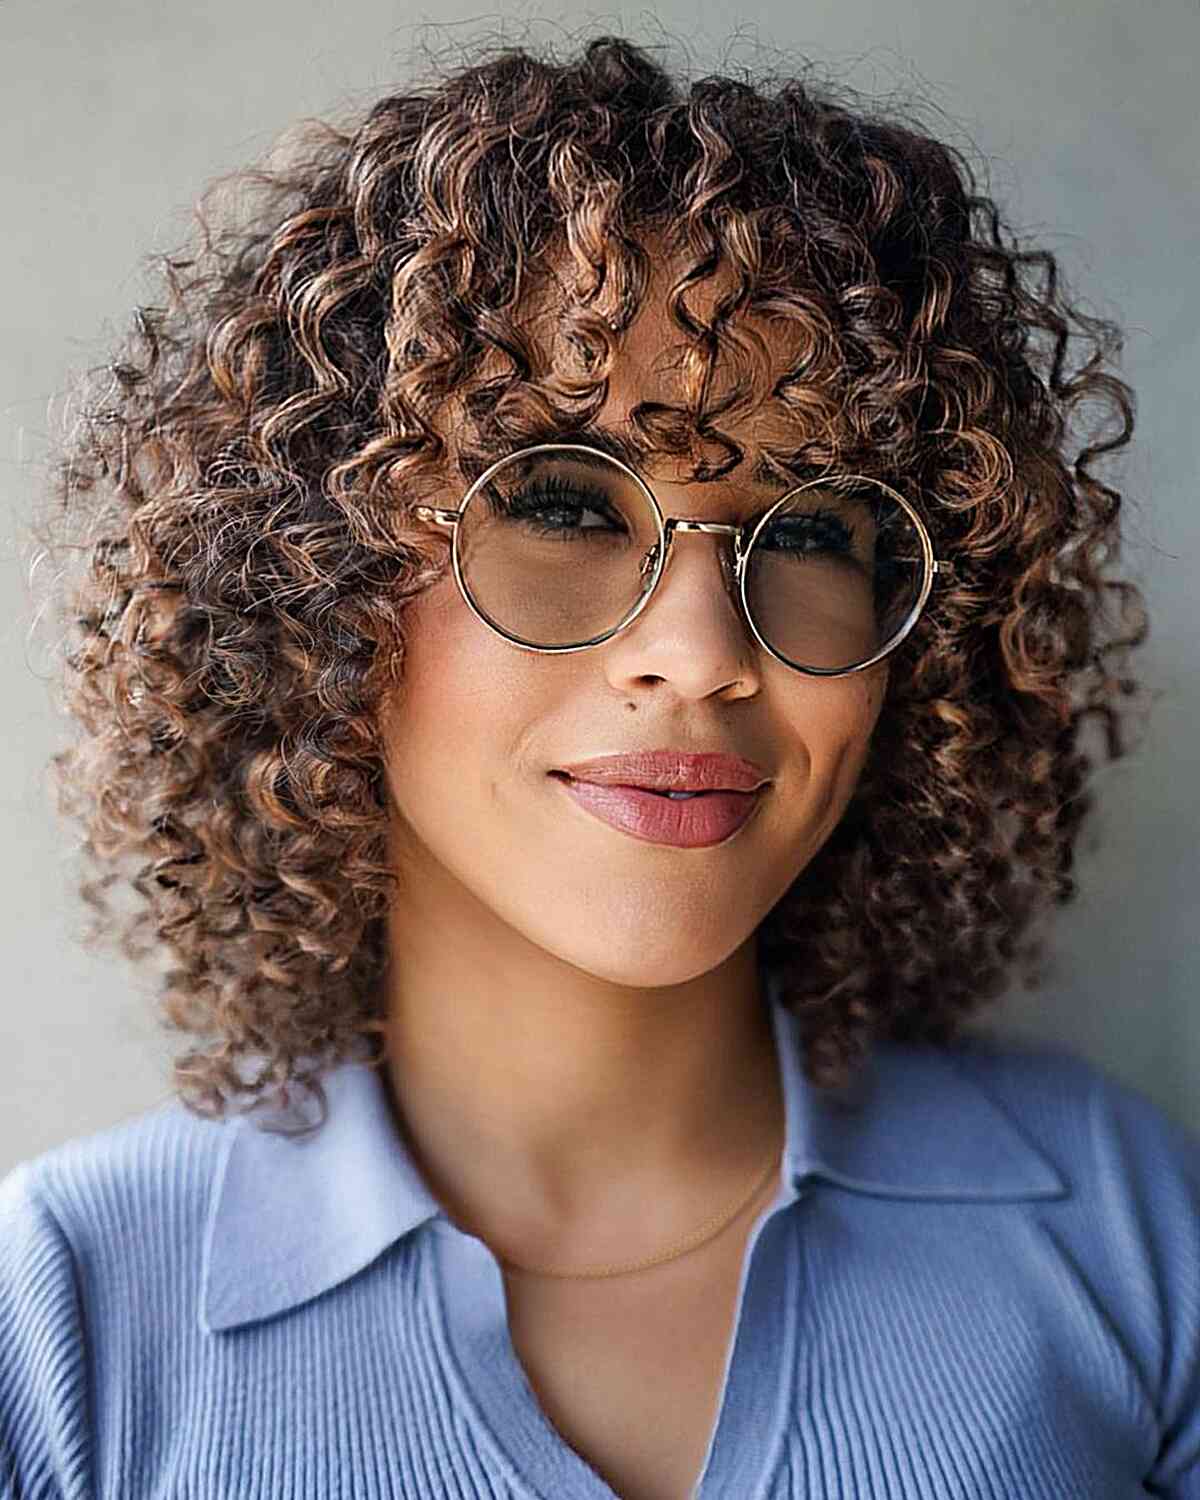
[413,443,952,677]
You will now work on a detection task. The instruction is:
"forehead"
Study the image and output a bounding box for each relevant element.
[441,233,826,493]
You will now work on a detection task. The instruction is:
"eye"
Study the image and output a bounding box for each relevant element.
[493,477,630,538]
[758,507,857,560]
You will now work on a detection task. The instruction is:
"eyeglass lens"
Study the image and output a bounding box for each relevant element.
[454,447,927,672]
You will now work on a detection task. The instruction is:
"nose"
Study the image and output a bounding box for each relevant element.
[601,522,761,698]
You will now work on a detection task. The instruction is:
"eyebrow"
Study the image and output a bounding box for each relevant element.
[543,418,829,495]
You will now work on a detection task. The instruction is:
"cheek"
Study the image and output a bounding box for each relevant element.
[387,575,479,711]
[790,660,885,743]
[847,662,889,746]
[781,664,888,817]
[379,581,544,790]
[834,666,889,804]
[379,590,516,878]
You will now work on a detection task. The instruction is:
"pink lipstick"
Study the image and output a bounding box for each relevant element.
[550,749,771,848]
[551,774,766,847]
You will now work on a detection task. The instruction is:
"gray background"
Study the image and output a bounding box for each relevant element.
[2,1,1196,1174]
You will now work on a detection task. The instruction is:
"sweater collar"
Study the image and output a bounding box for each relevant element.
[200,975,1067,1333]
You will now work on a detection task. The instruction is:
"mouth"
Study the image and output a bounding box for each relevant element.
[549,772,745,800]
[548,771,766,849]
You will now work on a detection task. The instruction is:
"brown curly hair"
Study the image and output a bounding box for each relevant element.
[29,28,1150,1132]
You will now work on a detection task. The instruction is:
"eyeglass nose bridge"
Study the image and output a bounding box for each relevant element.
[669,520,742,534]
[640,516,746,588]
[667,519,744,540]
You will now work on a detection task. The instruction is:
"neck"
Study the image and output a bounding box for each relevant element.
[378,901,784,1272]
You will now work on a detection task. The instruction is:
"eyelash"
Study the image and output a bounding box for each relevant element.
[501,476,620,530]
[496,476,859,558]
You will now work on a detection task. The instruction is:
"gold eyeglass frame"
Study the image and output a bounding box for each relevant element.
[413,442,953,678]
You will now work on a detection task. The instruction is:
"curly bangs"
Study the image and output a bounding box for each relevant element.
[30,29,1150,1128]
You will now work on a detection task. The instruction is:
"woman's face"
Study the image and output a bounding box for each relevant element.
[378,269,889,989]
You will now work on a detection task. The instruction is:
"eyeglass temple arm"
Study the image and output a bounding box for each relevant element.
[413,506,462,527]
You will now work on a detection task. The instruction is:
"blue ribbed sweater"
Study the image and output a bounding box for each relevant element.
[3,983,1199,1498]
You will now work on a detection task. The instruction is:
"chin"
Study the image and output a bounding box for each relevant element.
[533,922,755,992]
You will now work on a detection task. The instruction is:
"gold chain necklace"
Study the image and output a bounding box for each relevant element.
[488,1144,783,1280]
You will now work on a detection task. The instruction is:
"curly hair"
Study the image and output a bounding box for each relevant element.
[29,28,1150,1133]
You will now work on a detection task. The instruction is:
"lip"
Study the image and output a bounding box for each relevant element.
[555,750,770,794]
[552,776,767,848]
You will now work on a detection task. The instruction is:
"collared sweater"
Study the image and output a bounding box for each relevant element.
[2,978,1199,1498]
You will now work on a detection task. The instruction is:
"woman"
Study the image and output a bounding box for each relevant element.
[3,30,1196,1500]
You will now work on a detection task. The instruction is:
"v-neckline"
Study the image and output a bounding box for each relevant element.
[430,1176,802,1498]
[423,988,809,1497]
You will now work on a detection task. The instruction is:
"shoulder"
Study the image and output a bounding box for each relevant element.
[895,1028,1200,1228]
[957,1031,1200,1290]
[2,1091,240,1259]
[934,1029,1200,1194]
[920,1032,1200,1490]
[863,1030,1200,1356]
[0,1093,242,1353]
[0,1097,240,1497]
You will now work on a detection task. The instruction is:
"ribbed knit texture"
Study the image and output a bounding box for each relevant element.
[3,986,1199,1499]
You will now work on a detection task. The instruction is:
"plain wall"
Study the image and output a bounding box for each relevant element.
[2,0,1197,1174]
